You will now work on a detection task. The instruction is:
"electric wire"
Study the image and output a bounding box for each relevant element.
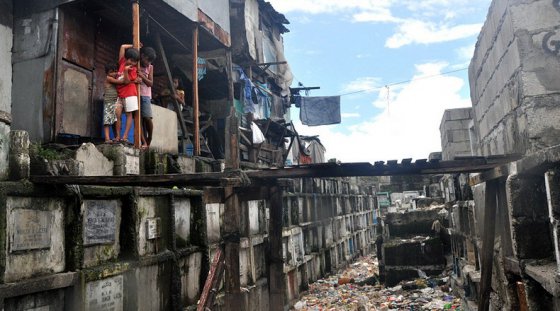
[337,67,468,97]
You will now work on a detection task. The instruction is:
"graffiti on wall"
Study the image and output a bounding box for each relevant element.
[543,1,560,55]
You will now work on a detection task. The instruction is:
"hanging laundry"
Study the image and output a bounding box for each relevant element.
[197,57,207,81]
[254,82,272,120]
[299,96,341,126]
[305,139,326,163]
[233,66,257,114]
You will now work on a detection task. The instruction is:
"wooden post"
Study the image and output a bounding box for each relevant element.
[154,32,189,144]
[224,108,242,309]
[478,179,498,311]
[226,49,234,105]
[192,26,200,156]
[269,184,285,311]
[132,0,141,149]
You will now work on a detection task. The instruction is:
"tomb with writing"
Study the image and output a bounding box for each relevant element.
[83,200,117,245]
[85,275,124,311]
[10,209,52,252]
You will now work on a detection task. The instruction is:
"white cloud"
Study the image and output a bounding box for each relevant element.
[341,77,381,94]
[269,0,489,48]
[267,0,394,15]
[352,9,401,23]
[341,113,361,119]
[385,20,483,48]
[456,43,476,62]
[292,62,472,162]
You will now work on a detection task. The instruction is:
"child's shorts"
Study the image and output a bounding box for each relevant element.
[103,99,117,125]
[124,96,139,112]
[140,96,153,118]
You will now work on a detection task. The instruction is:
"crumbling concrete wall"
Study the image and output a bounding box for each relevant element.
[440,108,473,160]
[381,207,447,286]
[0,143,377,310]
[469,0,560,156]
[280,178,377,305]
[0,183,206,310]
[0,0,12,180]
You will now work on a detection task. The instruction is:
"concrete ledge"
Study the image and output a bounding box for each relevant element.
[524,261,560,296]
[0,272,78,299]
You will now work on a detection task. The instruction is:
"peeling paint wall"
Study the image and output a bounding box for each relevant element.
[11,9,58,142]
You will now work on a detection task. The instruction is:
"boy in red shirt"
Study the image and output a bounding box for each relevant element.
[116,44,142,144]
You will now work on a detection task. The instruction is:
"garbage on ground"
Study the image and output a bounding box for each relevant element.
[292,255,462,311]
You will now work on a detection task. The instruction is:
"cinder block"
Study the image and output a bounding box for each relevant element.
[506,174,548,219]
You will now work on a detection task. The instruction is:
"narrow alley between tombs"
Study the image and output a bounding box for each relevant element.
[3,0,560,310]
[293,254,461,311]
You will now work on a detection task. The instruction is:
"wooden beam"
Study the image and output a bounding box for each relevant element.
[193,26,200,156]
[132,1,141,149]
[30,158,520,187]
[30,173,236,187]
[469,164,510,186]
[478,179,499,311]
[226,49,234,105]
[269,184,285,311]
[198,248,225,311]
[154,32,189,144]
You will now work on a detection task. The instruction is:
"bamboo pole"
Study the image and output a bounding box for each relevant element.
[132,0,141,149]
[192,26,200,156]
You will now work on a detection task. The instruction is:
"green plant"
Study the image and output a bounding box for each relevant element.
[30,143,61,160]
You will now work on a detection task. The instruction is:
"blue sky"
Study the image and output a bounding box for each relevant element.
[268,0,492,162]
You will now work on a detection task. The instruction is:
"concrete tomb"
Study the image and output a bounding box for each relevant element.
[85,275,124,311]
[10,209,52,252]
[83,200,117,245]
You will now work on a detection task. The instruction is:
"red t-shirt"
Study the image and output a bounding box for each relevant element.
[116,57,138,98]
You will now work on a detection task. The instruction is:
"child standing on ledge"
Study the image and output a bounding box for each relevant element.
[138,47,157,149]
[116,44,145,145]
[102,62,125,143]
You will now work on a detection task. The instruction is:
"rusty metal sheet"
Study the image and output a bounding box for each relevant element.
[61,7,95,70]
[58,62,92,137]
[198,9,231,47]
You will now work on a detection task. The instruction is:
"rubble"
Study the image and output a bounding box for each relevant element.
[293,255,461,311]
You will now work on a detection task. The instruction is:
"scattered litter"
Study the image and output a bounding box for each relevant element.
[292,255,462,310]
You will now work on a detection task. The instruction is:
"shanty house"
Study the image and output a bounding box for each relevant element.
[230,0,295,166]
[11,0,233,157]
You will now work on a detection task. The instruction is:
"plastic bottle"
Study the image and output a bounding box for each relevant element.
[185,138,194,157]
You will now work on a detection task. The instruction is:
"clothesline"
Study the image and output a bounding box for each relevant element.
[337,67,468,97]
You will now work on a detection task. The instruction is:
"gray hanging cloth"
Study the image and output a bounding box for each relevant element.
[299,96,341,126]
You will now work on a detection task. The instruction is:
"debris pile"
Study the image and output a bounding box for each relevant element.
[293,255,461,311]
